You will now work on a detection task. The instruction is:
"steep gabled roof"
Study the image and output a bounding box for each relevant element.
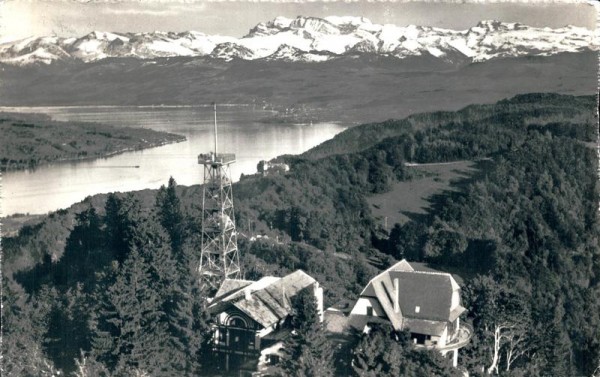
[359,259,414,296]
[370,273,403,330]
[209,270,317,329]
[360,260,465,329]
[213,279,254,301]
[389,270,454,322]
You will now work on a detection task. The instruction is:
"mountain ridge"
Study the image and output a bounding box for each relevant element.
[0,52,595,123]
[1,16,597,65]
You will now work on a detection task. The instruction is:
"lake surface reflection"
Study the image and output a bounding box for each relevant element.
[1,106,346,215]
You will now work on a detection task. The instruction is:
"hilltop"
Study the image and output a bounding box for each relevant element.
[2,93,599,376]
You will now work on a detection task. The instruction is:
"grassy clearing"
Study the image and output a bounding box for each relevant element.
[367,160,479,228]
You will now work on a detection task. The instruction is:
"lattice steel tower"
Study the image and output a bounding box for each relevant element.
[199,103,240,287]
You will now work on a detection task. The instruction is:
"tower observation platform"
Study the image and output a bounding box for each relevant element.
[199,104,241,288]
[198,153,236,166]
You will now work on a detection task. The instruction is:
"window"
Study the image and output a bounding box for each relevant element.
[228,316,248,328]
[366,306,374,316]
[411,333,427,345]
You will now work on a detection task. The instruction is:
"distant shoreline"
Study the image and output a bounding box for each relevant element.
[0,104,253,110]
[0,103,339,127]
[0,112,187,172]
[2,137,186,173]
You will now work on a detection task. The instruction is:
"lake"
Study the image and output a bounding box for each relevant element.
[1,106,347,215]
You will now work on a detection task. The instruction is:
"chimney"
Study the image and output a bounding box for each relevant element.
[314,282,324,323]
[245,288,252,301]
[393,278,400,313]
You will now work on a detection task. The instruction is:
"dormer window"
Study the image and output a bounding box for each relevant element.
[415,306,420,313]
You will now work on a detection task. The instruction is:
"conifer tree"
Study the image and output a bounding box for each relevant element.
[278,287,335,377]
[91,246,167,373]
[93,193,211,376]
[43,284,93,373]
[104,193,146,262]
[90,263,121,370]
[352,325,460,377]
[1,278,60,376]
[162,253,208,375]
[105,193,127,260]
[54,207,106,289]
[352,324,403,377]
[155,177,185,254]
[154,180,214,375]
[159,242,204,375]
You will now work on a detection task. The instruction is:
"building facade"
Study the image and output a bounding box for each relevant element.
[350,259,471,367]
[208,270,324,373]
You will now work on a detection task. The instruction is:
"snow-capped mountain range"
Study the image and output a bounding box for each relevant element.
[1,16,597,65]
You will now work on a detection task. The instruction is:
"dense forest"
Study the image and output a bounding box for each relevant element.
[2,93,599,376]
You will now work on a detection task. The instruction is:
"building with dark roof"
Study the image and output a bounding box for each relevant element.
[207,270,324,373]
[349,259,471,367]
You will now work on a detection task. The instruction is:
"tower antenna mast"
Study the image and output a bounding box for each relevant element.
[198,102,241,289]
[213,102,218,156]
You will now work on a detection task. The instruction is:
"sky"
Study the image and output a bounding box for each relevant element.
[0,0,597,44]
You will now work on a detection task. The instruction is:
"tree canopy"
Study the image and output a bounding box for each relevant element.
[3,93,598,376]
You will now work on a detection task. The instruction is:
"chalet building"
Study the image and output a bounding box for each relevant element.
[349,259,471,367]
[208,270,324,374]
[257,160,290,176]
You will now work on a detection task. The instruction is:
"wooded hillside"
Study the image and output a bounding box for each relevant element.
[0,112,185,171]
[3,93,598,376]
